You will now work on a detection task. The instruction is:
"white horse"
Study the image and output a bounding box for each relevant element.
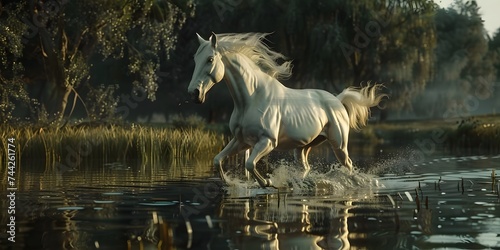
[188,32,386,188]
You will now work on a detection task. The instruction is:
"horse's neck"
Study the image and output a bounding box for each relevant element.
[222,54,260,109]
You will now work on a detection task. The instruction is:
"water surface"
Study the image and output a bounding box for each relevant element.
[1,150,499,249]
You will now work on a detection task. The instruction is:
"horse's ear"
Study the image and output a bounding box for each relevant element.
[196,33,205,45]
[209,32,217,49]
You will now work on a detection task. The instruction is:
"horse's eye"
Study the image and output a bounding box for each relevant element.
[207,57,214,63]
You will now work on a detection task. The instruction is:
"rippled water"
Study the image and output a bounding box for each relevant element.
[1,152,499,249]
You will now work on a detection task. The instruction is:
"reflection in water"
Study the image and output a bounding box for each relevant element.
[1,154,500,249]
[316,201,352,250]
[16,156,215,191]
[22,207,79,249]
[219,191,364,249]
[414,194,433,235]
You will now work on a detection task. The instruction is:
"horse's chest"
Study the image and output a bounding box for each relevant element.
[230,123,260,145]
[229,109,275,145]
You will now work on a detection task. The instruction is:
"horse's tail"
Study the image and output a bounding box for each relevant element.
[337,84,387,130]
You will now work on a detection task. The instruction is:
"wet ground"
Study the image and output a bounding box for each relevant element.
[1,149,500,249]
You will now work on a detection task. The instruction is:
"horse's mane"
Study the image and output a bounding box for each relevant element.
[216,33,293,80]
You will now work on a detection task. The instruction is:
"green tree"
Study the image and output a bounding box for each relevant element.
[0,0,194,124]
[0,1,33,123]
[190,0,436,113]
[490,28,500,80]
[288,0,436,112]
[417,0,497,118]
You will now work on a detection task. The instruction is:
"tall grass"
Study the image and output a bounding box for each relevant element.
[0,124,225,175]
[447,117,500,154]
[359,115,500,154]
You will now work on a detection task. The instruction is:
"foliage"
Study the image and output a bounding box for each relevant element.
[85,84,120,122]
[72,0,194,101]
[448,116,500,153]
[0,0,194,123]
[1,0,499,123]
[0,2,35,123]
[456,117,480,132]
[353,115,500,154]
[192,0,436,111]
[490,28,500,80]
[414,0,498,118]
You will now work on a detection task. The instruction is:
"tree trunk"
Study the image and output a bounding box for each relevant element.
[38,24,70,122]
[40,80,71,121]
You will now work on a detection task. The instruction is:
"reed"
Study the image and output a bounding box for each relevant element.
[0,124,225,174]
[357,115,500,154]
[447,117,500,154]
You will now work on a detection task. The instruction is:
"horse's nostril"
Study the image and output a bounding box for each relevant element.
[191,89,200,98]
[191,89,201,103]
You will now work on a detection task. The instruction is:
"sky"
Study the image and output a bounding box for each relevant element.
[436,0,500,37]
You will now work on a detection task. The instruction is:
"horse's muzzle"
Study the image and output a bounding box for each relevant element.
[190,89,203,104]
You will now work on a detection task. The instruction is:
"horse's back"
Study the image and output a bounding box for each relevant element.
[265,87,346,149]
[282,87,345,114]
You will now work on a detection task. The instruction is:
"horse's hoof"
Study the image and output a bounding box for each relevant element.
[266,178,273,187]
[219,176,226,184]
[218,170,228,183]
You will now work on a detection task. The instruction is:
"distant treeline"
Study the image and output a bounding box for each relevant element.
[1,0,499,125]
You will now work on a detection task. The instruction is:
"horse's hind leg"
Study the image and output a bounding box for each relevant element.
[294,147,312,178]
[246,137,275,187]
[327,120,353,173]
[332,147,353,172]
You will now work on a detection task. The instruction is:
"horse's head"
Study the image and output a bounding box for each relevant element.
[188,32,225,104]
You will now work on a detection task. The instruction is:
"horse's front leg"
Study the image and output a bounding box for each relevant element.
[246,137,275,187]
[214,138,250,183]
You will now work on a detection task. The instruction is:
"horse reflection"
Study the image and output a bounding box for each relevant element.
[315,201,352,250]
[218,193,355,249]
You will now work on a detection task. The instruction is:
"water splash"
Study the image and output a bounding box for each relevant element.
[222,161,383,196]
[221,169,274,197]
[269,162,381,193]
[364,148,418,176]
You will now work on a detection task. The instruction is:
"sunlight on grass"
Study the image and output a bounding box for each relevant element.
[0,124,225,175]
